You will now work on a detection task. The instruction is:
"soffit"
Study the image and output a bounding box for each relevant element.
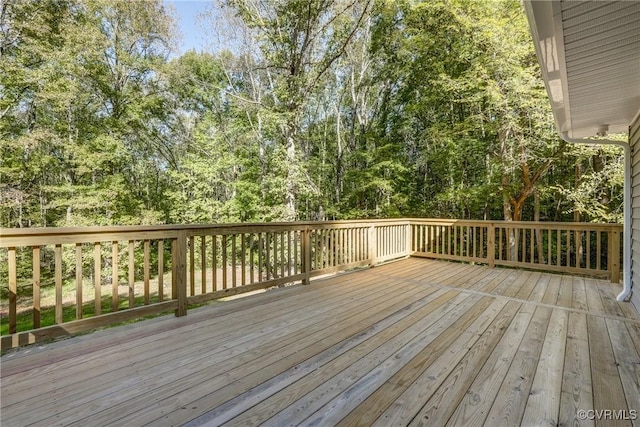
[524,0,640,138]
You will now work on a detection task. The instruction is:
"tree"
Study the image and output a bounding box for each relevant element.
[218,0,372,220]
[0,0,175,227]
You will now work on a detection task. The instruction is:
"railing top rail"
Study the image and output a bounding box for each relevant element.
[0,218,622,248]
[0,218,410,234]
[0,219,411,248]
[408,218,623,229]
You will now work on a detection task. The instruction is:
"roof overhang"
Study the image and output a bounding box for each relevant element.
[523,0,640,139]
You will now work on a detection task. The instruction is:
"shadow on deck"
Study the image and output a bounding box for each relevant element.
[1,258,639,426]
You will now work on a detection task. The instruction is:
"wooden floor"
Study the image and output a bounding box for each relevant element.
[2,258,639,427]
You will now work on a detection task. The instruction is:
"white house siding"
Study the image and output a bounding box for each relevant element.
[631,113,640,312]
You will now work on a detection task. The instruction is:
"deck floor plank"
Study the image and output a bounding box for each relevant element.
[257,294,488,427]
[200,289,461,427]
[9,277,428,424]
[1,264,405,376]
[520,308,569,427]
[161,290,470,426]
[541,275,562,305]
[498,270,532,299]
[625,321,640,356]
[1,258,638,427]
[334,296,512,427]
[484,306,553,427]
[572,277,589,312]
[558,312,594,427]
[395,301,522,427]
[556,275,574,310]
[524,273,550,303]
[514,271,542,301]
[3,275,382,395]
[2,272,411,413]
[585,277,606,314]
[37,282,435,426]
[588,315,633,427]
[444,301,537,426]
[298,297,499,427]
[605,319,640,423]
[597,281,626,318]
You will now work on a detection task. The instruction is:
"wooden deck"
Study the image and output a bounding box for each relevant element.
[2,258,639,426]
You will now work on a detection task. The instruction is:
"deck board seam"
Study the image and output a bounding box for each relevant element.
[376,270,640,325]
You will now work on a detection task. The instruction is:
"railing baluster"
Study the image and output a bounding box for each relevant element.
[556,229,561,267]
[472,226,477,259]
[232,234,237,287]
[112,242,118,312]
[222,235,228,289]
[258,232,263,281]
[302,227,311,284]
[586,230,591,270]
[56,244,63,322]
[33,246,41,328]
[189,236,195,296]
[547,229,551,266]
[529,228,534,264]
[242,233,247,285]
[211,235,217,291]
[292,231,298,274]
[280,232,285,278]
[266,233,272,280]
[201,237,206,294]
[329,229,337,267]
[158,240,164,302]
[129,240,135,308]
[452,226,457,257]
[465,226,470,257]
[487,224,495,267]
[94,243,102,314]
[174,231,187,316]
[250,233,255,283]
[596,231,601,270]
[171,239,177,302]
[76,243,83,319]
[8,247,17,334]
[566,229,571,268]
[287,231,291,276]
[144,240,150,304]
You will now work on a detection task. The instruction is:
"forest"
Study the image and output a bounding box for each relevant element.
[0,0,625,229]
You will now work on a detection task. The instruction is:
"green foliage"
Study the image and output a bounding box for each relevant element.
[0,0,624,231]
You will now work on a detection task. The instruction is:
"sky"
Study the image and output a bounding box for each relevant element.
[165,0,212,55]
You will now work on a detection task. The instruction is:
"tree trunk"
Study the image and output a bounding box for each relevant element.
[502,177,517,261]
[284,132,297,222]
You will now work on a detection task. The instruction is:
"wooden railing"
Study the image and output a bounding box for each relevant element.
[0,219,622,349]
[0,220,410,349]
[411,219,622,282]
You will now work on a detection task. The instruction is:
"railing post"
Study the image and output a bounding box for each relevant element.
[368,225,377,267]
[406,222,412,256]
[172,230,188,316]
[302,226,312,285]
[487,223,495,268]
[610,228,621,284]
